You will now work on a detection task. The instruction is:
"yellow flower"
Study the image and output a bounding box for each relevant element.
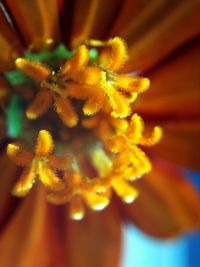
[0,1,200,267]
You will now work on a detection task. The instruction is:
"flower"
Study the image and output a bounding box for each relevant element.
[0,1,200,267]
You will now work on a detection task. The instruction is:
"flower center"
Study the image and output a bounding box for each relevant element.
[6,37,162,220]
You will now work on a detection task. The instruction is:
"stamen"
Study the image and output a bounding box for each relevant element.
[9,37,163,219]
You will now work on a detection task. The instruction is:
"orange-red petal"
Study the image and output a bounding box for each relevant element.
[0,149,21,228]
[149,120,200,171]
[70,0,122,47]
[0,187,54,267]
[122,157,200,238]
[113,1,200,71]
[65,205,122,267]
[0,7,23,71]
[5,0,60,49]
[134,40,200,118]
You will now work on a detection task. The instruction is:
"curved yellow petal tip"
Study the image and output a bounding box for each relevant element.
[35,129,54,156]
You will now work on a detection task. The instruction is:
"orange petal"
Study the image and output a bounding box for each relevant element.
[0,187,63,267]
[112,1,200,71]
[26,89,52,119]
[0,148,21,228]
[134,40,200,118]
[65,205,122,267]
[70,0,122,47]
[0,7,23,71]
[149,120,200,171]
[122,157,200,238]
[5,0,60,49]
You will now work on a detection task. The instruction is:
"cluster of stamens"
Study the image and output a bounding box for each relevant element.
[7,37,162,220]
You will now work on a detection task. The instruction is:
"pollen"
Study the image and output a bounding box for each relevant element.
[10,37,163,219]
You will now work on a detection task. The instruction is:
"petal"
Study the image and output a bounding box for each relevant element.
[134,40,200,118]
[70,0,122,47]
[149,120,200,171]
[111,1,200,71]
[7,144,33,166]
[26,89,52,119]
[12,167,35,197]
[65,205,122,267]
[38,165,64,191]
[35,130,54,156]
[122,157,200,238]
[15,58,51,81]
[0,187,63,267]
[5,0,60,49]
[83,92,105,115]
[48,155,72,170]
[0,6,23,71]
[55,96,78,127]
[0,147,21,228]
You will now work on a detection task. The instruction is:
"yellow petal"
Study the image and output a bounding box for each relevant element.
[104,37,128,72]
[62,45,89,75]
[38,165,64,191]
[35,130,54,157]
[12,167,35,197]
[104,84,131,118]
[26,89,52,119]
[83,92,105,115]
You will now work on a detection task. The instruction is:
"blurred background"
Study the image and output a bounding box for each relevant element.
[122,171,200,267]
